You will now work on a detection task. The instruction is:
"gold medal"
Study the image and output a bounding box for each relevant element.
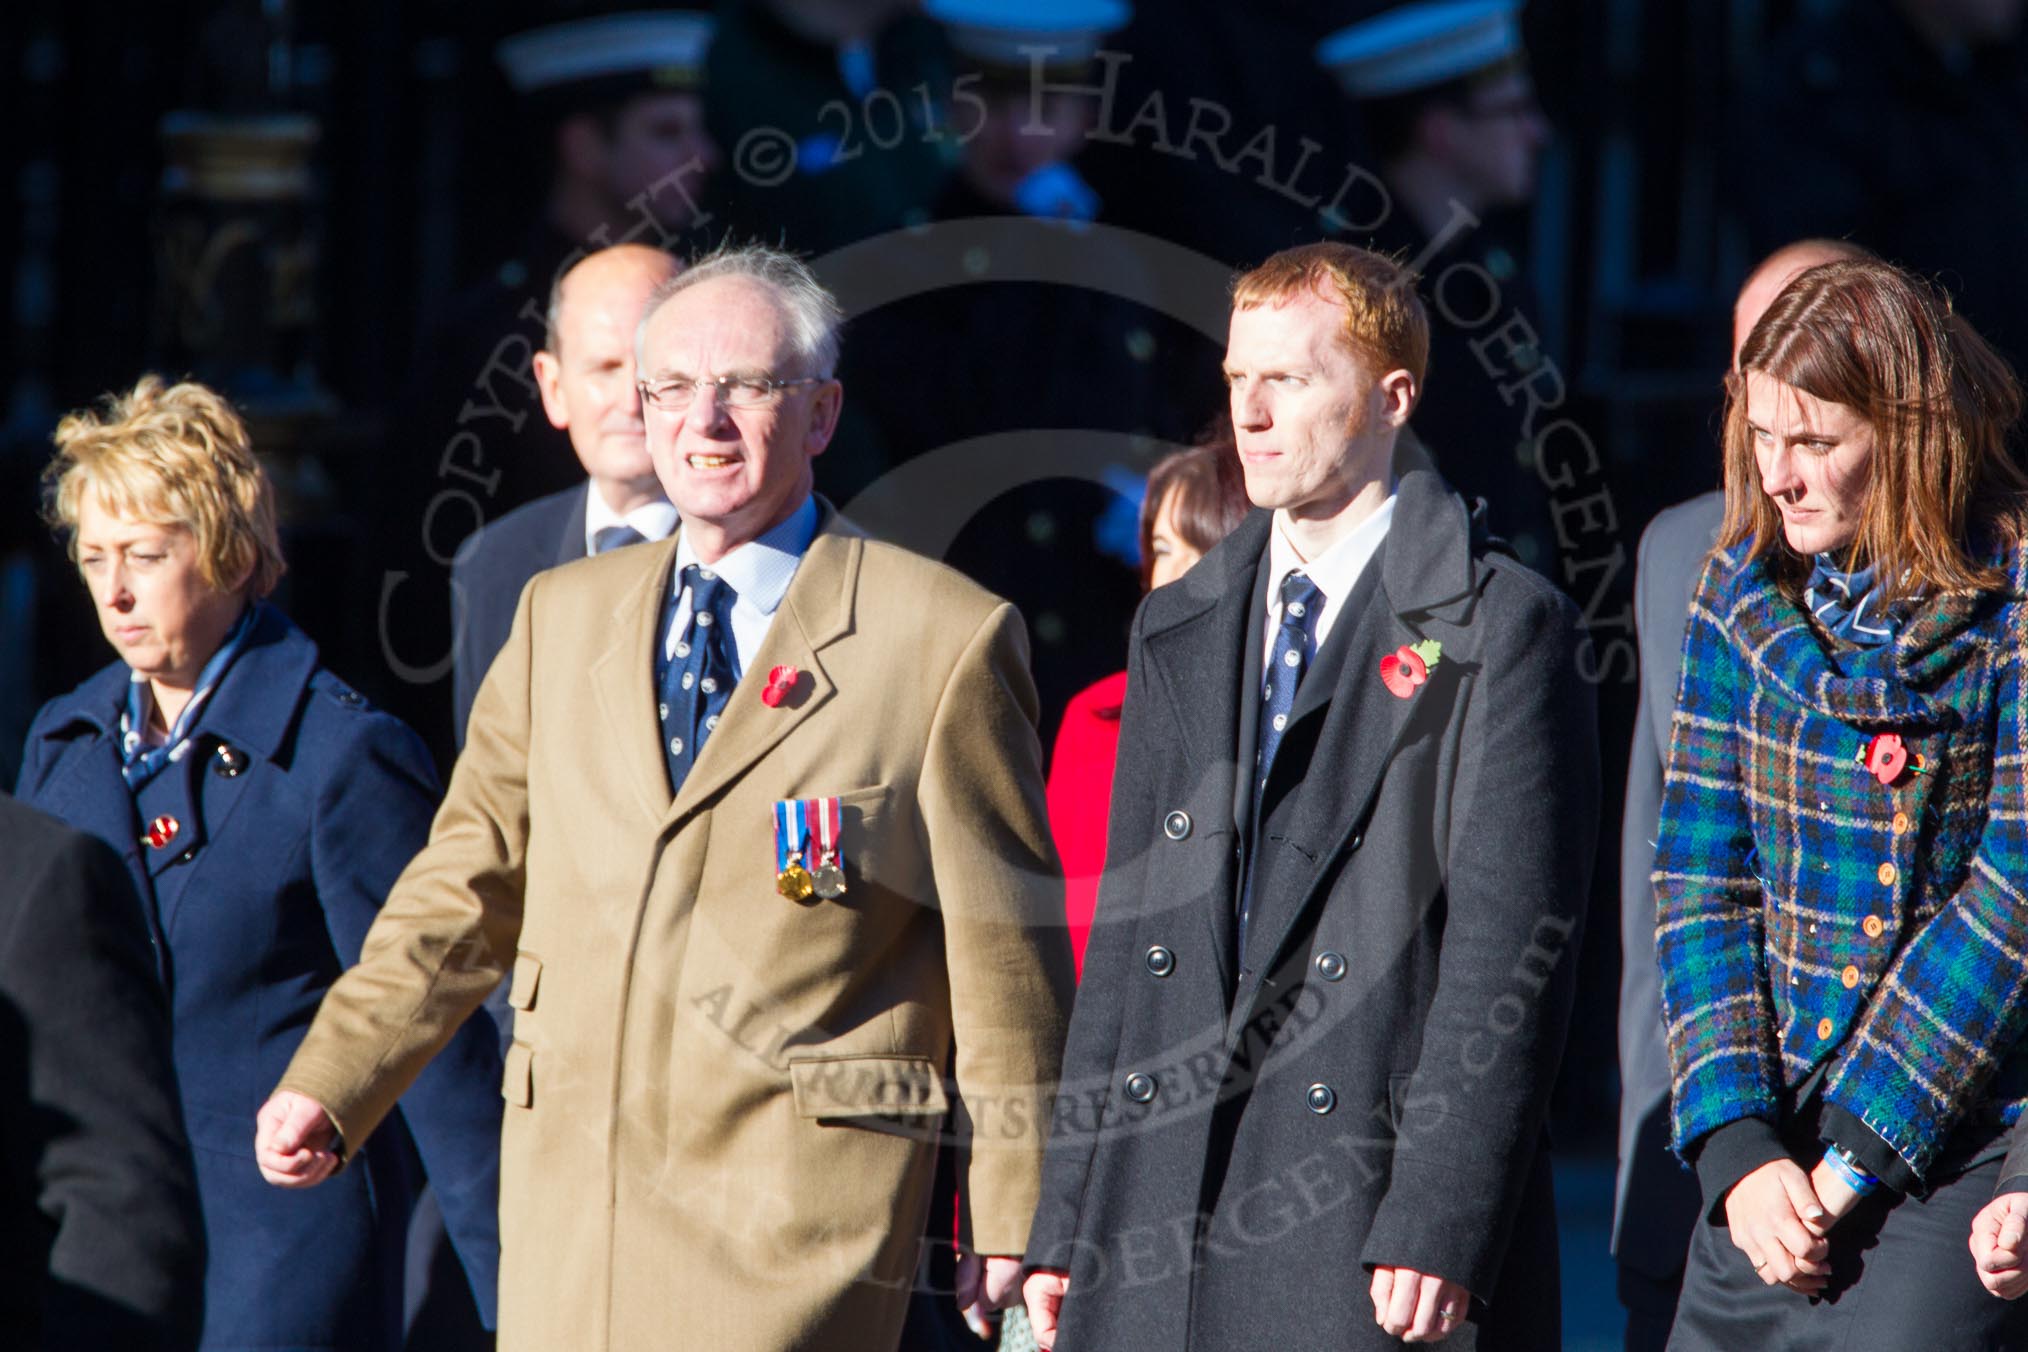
[812,855,848,899]
[777,857,816,902]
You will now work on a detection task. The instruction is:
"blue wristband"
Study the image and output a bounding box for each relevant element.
[1822,1146,1878,1197]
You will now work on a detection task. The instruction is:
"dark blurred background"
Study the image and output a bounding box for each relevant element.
[6,0,2024,1340]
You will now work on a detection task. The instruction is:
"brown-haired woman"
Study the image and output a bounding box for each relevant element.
[1654,258,2028,1347]
[1045,422,1251,976]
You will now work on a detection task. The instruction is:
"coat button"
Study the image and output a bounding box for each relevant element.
[212,743,247,778]
[1348,832,1364,852]
[1314,951,1347,982]
[1123,1072,1157,1104]
[1145,945,1176,978]
[1841,965,1861,989]
[1163,810,1191,840]
[1817,1018,1835,1040]
[1877,862,1898,886]
[176,847,196,864]
[1862,915,1885,939]
[1891,812,1910,835]
[1306,1083,1336,1114]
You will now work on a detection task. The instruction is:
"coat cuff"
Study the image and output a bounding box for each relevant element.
[1688,1116,1786,1219]
[1817,1102,1918,1196]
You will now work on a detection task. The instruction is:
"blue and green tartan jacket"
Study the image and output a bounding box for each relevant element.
[1655,540,2028,1186]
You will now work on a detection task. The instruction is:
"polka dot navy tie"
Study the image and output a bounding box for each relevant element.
[656,564,739,793]
[1240,571,1324,955]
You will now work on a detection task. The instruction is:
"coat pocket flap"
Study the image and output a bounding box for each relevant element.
[503,1040,533,1108]
[507,953,542,1011]
[789,1055,949,1119]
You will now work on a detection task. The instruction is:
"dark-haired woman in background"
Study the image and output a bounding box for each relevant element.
[1656,259,2028,1348]
[1046,424,1250,976]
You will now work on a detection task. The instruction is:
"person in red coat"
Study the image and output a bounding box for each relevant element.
[1046,426,1249,975]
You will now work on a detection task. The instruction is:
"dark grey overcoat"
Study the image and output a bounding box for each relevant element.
[1026,469,1600,1350]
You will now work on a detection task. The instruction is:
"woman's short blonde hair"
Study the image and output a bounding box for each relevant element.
[43,375,286,597]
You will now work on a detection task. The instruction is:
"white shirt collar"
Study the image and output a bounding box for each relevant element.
[1263,494,1397,661]
[583,483,678,556]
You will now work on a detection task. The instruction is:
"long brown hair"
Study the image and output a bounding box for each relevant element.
[1721,258,2028,603]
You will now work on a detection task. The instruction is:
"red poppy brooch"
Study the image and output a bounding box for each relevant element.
[1856,732,1924,786]
[760,664,801,708]
[1380,639,1444,699]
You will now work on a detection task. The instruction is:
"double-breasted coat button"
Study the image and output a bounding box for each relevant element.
[1306,1083,1336,1114]
[1348,832,1364,852]
[1145,945,1175,977]
[1163,810,1192,840]
[1862,915,1885,938]
[1877,861,1898,886]
[1123,1072,1157,1103]
[1315,951,1347,982]
[212,743,247,777]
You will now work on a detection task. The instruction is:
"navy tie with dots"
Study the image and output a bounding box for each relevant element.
[1239,572,1324,957]
[656,565,740,793]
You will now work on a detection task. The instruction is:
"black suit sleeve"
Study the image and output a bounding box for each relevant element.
[0,804,204,1350]
[1360,583,1600,1301]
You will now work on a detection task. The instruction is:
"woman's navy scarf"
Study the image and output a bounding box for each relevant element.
[119,601,260,790]
[1805,555,1900,647]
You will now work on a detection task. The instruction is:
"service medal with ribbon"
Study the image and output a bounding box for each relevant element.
[773,799,816,902]
[808,796,848,899]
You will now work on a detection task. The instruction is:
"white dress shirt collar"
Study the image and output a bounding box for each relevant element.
[1262,494,1397,669]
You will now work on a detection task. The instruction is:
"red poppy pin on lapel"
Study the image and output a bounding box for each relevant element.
[1857,732,1924,786]
[1380,639,1444,699]
[760,664,800,708]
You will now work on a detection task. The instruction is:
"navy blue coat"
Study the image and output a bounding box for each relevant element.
[450,483,586,748]
[16,606,502,1352]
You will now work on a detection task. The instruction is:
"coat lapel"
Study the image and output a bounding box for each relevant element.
[1232,472,1492,1011]
[26,671,162,971]
[156,607,317,938]
[589,536,684,825]
[1140,511,1272,992]
[553,484,590,569]
[665,525,861,829]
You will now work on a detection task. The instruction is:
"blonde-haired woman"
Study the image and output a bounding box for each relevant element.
[15,376,502,1350]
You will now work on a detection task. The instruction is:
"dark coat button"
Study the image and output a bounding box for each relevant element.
[1348,832,1364,852]
[1314,951,1347,982]
[212,743,247,778]
[1124,1072,1157,1103]
[1306,1083,1336,1115]
[176,847,197,864]
[1163,810,1192,840]
[1145,945,1175,978]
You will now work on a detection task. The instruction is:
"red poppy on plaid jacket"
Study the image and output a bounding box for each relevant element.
[1656,539,2028,1194]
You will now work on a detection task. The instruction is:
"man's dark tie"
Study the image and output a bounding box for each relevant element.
[593,524,646,555]
[655,565,739,793]
[1238,572,1324,959]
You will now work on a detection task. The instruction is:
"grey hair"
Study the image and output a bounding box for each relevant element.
[633,242,844,377]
